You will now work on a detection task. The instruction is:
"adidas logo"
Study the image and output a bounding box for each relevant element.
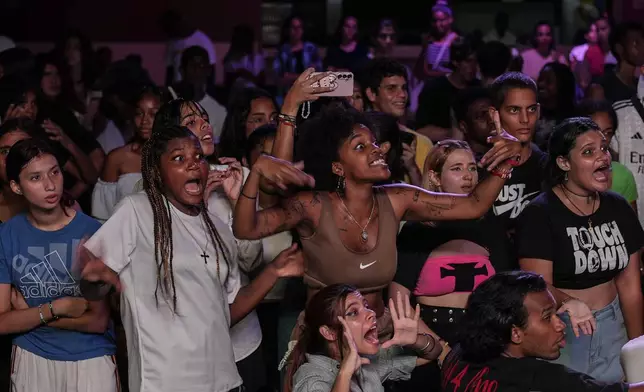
[632,132,643,140]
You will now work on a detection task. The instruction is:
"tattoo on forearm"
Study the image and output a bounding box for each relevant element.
[413,189,420,202]
[421,195,456,217]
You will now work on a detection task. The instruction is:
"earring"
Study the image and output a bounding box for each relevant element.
[336,175,346,194]
[564,172,568,182]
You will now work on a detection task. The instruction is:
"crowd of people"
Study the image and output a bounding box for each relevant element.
[0,1,644,392]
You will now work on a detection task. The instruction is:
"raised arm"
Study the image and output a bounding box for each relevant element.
[271,69,334,162]
[390,131,522,221]
[232,154,316,240]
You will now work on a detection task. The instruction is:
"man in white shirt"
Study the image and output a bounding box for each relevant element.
[176,46,228,141]
[160,10,217,85]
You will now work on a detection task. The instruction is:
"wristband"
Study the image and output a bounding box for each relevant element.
[491,166,513,179]
[278,113,297,123]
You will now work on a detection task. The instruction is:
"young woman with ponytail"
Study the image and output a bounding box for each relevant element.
[79,125,304,392]
[285,284,440,392]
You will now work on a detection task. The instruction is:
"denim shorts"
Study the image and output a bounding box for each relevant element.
[552,295,627,382]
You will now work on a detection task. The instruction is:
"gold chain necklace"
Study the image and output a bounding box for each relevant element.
[337,193,376,243]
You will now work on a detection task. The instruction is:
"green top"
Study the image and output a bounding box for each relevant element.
[611,161,638,203]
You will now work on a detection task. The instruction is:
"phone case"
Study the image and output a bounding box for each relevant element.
[309,72,354,97]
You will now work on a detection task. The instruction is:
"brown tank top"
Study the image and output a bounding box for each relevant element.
[301,190,398,292]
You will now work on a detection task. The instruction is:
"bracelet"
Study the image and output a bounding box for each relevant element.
[38,304,46,325]
[240,192,257,200]
[490,166,513,179]
[278,113,297,123]
[48,302,59,321]
[278,118,297,129]
[417,333,435,352]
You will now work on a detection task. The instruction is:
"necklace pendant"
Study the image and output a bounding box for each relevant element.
[360,230,368,242]
[588,218,593,230]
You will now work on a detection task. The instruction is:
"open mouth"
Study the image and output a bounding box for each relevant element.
[364,324,379,345]
[461,184,473,192]
[592,162,611,182]
[201,133,213,143]
[184,178,203,195]
[556,335,566,348]
[369,157,388,167]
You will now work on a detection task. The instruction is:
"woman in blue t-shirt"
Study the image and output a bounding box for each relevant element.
[0,138,117,392]
[517,117,644,382]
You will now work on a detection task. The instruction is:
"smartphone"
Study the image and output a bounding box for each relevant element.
[209,164,229,172]
[309,72,354,97]
[400,132,415,146]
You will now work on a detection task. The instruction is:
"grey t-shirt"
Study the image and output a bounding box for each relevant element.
[293,348,416,392]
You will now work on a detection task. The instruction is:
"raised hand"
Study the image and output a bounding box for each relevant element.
[338,316,371,375]
[283,68,336,109]
[253,154,315,191]
[558,298,596,337]
[220,158,244,202]
[42,120,73,148]
[480,110,522,170]
[271,243,304,277]
[76,240,122,297]
[381,291,421,349]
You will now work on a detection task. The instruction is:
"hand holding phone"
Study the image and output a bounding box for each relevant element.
[308,72,354,97]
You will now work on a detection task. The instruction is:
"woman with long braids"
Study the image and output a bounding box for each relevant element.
[0,138,116,392]
[232,70,523,363]
[92,86,162,222]
[79,125,304,392]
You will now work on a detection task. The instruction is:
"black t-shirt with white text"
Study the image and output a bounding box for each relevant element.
[489,145,547,232]
[516,189,644,289]
[441,346,628,392]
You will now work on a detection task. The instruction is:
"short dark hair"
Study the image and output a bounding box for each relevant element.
[0,118,48,140]
[180,45,210,69]
[546,117,601,186]
[609,21,644,63]
[477,41,512,79]
[245,123,277,164]
[457,271,547,363]
[450,37,476,67]
[489,72,537,109]
[453,87,491,124]
[362,58,407,108]
[576,99,619,131]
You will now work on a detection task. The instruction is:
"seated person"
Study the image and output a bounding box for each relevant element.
[442,271,644,391]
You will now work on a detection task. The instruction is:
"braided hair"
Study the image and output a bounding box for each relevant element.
[141,124,233,312]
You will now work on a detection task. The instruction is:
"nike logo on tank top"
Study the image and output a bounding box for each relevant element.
[300,190,397,292]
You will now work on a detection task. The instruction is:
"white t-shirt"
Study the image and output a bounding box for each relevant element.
[569,43,590,63]
[199,94,227,143]
[166,30,217,82]
[85,193,242,392]
[208,167,264,362]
